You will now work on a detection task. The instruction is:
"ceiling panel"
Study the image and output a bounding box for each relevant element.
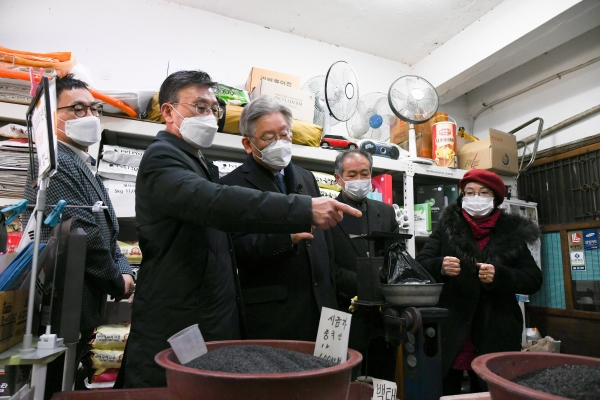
[168,0,505,65]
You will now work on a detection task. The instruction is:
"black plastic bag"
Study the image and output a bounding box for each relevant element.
[380,242,436,284]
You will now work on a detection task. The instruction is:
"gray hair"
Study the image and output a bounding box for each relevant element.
[239,95,293,137]
[334,149,373,175]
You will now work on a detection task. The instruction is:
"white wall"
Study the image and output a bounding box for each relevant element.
[0,0,410,136]
[463,26,600,154]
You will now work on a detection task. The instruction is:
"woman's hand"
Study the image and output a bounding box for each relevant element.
[441,256,461,277]
[477,263,495,283]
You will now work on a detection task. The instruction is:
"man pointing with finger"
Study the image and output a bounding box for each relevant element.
[119,71,360,388]
[221,96,338,341]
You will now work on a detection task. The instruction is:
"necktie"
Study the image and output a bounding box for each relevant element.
[87,155,97,166]
[198,153,208,171]
[274,173,287,194]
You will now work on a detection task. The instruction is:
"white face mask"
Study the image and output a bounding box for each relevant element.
[251,139,292,170]
[58,116,101,147]
[462,195,495,218]
[171,106,218,149]
[342,178,372,202]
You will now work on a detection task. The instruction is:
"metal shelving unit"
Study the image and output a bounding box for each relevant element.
[0,101,475,256]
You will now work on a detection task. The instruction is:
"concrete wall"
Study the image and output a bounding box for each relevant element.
[1,0,411,136]
[463,26,600,154]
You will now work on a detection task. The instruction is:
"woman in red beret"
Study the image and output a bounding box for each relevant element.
[416,169,543,395]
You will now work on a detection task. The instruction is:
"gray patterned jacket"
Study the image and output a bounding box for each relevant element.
[23,142,132,331]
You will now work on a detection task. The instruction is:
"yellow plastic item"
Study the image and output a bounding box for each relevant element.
[91,323,130,350]
[458,127,478,142]
[312,171,341,192]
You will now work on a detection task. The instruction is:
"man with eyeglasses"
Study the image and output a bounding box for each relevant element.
[23,74,134,397]
[119,71,361,388]
[220,96,338,341]
[416,169,542,395]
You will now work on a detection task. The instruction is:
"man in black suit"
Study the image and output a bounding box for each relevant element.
[120,71,361,388]
[220,96,338,341]
[330,149,399,380]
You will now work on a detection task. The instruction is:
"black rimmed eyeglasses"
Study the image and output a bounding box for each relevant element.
[171,103,223,119]
[57,103,103,117]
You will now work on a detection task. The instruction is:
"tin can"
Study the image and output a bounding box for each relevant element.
[431,117,457,168]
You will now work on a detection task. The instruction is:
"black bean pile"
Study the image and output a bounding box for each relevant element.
[184,345,337,374]
[512,365,600,400]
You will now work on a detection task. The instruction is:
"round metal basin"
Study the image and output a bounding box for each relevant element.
[155,340,363,400]
[380,283,443,306]
[472,351,600,400]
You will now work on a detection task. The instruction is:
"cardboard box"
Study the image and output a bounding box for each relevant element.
[371,174,393,205]
[458,128,518,175]
[416,185,444,231]
[0,289,28,352]
[245,67,301,94]
[401,203,432,232]
[250,80,315,123]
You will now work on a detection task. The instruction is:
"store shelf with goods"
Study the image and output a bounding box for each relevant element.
[1,100,476,256]
[0,101,29,124]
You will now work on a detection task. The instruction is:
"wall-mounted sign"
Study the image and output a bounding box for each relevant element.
[568,230,584,252]
[582,229,598,251]
[570,251,586,271]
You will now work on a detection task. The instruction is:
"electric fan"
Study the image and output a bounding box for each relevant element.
[321,61,359,138]
[346,92,395,142]
[388,75,439,165]
[301,75,340,128]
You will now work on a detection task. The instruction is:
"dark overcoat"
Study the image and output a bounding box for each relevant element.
[416,203,542,375]
[220,154,338,341]
[123,132,313,387]
[331,192,399,308]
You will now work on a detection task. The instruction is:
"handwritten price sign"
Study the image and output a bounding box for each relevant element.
[313,307,352,364]
[372,378,397,400]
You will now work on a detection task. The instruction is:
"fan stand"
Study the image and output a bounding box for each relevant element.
[321,110,333,139]
[406,124,435,165]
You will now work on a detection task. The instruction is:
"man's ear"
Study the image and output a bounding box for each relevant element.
[161,103,174,123]
[334,173,344,187]
[241,136,254,155]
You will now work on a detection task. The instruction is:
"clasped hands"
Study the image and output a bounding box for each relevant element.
[441,256,495,283]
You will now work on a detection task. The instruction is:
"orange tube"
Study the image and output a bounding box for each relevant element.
[0,46,76,70]
[87,89,138,118]
[0,46,72,61]
[0,69,139,118]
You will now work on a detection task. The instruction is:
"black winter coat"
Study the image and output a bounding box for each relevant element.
[416,203,542,376]
[122,132,313,388]
[220,155,338,341]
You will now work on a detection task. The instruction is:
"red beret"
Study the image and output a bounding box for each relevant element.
[459,169,506,204]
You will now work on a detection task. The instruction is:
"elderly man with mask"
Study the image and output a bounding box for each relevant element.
[23,74,134,397]
[120,72,360,388]
[220,95,338,341]
[329,149,399,380]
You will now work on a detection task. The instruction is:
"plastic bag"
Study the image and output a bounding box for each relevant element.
[380,242,435,284]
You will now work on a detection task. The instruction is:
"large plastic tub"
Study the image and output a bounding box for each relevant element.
[472,351,600,400]
[51,382,375,400]
[155,340,363,400]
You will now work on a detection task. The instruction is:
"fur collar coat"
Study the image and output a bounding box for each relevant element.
[416,203,543,375]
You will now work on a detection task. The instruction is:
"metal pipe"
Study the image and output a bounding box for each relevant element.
[470,56,600,132]
[518,103,600,147]
[22,178,48,352]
